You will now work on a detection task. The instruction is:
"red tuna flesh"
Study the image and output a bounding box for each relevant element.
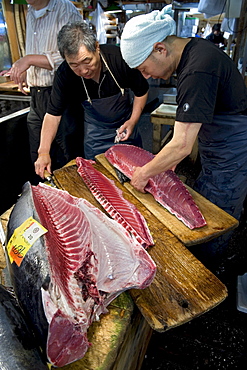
[76,157,154,248]
[105,144,206,229]
[31,183,156,367]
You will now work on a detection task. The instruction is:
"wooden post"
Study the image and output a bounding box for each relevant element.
[2,0,20,63]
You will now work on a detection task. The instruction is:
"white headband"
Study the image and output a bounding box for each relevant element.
[120,5,176,68]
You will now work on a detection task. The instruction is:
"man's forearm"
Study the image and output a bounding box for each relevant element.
[10,54,53,85]
[25,54,53,70]
[141,121,202,178]
[130,121,202,192]
[38,113,61,155]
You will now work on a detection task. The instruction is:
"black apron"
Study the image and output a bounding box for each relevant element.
[81,54,142,159]
[194,114,247,221]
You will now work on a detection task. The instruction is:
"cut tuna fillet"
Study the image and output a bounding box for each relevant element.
[105,144,206,229]
[6,182,156,367]
[76,157,154,248]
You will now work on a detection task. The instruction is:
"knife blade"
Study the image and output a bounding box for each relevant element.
[44,170,57,188]
[114,128,127,143]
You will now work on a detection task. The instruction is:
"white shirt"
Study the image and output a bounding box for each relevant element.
[26,0,82,87]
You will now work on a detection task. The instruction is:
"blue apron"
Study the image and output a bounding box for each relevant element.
[194,114,247,221]
[82,54,142,159]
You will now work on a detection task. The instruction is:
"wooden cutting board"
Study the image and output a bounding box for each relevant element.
[0,81,18,91]
[96,154,238,247]
[53,163,227,332]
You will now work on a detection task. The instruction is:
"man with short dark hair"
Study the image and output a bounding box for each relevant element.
[35,22,149,177]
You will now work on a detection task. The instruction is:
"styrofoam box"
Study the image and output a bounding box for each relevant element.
[237,273,247,313]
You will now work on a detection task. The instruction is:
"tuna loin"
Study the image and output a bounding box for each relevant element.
[105,144,206,229]
[76,157,154,248]
[6,182,156,367]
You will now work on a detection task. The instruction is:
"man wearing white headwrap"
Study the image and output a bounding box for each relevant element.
[120,5,247,264]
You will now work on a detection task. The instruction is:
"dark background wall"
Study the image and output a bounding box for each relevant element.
[0,109,33,215]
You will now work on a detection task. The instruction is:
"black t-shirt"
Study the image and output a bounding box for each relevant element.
[176,38,247,124]
[47,44,149,116]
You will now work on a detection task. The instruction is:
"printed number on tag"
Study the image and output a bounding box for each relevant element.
[7,217,47,266]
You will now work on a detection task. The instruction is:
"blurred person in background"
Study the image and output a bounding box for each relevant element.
[206,23,227,48]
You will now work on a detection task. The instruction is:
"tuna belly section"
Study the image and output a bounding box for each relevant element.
[76,156,154,248]
[30,183,156,367]
[147,170,206,229]
[46,310,90,368]
[105,144,206,229]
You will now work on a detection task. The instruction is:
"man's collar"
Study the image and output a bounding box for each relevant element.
[29,0,55,13]
[47,0,56,12]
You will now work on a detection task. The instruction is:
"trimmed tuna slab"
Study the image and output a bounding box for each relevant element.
[6,182,156,367]
[76,157,154,248]
[105,144,206,229]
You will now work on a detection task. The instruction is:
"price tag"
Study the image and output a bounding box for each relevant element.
[7,217,47,267]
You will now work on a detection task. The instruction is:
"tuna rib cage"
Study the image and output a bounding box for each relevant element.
[31,183,156,366]
[105,144,207,230]
[76,157,154,248]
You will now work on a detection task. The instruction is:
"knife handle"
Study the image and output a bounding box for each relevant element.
[44,170,52,179]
